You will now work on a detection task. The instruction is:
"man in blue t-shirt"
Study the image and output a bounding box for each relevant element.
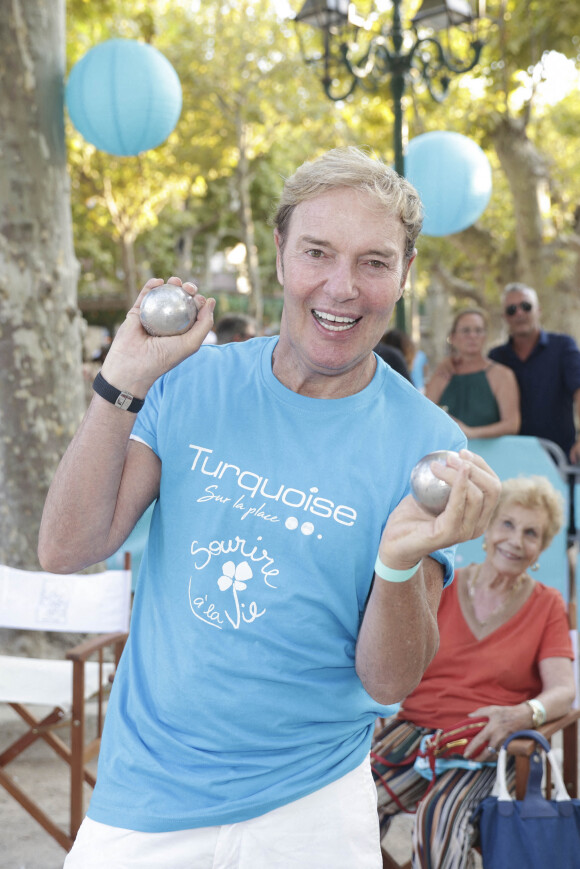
[39,147,500,869]
[489,283,580,462]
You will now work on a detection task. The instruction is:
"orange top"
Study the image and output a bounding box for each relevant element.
[399,575,574,730]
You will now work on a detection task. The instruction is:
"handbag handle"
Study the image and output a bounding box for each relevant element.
[494,729,570,803]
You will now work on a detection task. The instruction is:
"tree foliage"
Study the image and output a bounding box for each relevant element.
[328,0,580,348]
[65,0,580,344]
[66,0,342,327]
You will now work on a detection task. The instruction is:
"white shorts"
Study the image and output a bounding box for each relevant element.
[64,756,381,869]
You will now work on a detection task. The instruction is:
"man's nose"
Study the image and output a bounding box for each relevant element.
[325,260,359,301]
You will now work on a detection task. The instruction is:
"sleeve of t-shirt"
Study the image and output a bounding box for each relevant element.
[130,376,164,457]
[537,587,574,661]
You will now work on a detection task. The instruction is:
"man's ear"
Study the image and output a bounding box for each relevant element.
[274,228,284,286]
[398,250,416,300]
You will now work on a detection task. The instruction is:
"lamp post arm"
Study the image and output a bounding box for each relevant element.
[409,35,484,102]
[432,37,485,76]
[321,58,359,101]
[341,36,387,80]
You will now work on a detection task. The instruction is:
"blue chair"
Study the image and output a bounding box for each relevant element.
[457,436,570,600]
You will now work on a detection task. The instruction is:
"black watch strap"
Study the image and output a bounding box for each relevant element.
[92,371,145,413]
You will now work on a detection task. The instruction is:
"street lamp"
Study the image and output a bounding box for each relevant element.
[294,0,485,330]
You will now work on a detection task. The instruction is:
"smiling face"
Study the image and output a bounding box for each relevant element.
[273,187,413,397]
[484,502,547,578]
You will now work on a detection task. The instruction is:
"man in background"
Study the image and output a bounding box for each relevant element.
[489,282,580,462]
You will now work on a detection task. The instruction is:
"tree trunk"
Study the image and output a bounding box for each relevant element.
[492,115,550,289]
[120,233,139,309]
[492,114,580,337]
[421,272,452,368]
[236,116,263,328]
[0,0,83,569]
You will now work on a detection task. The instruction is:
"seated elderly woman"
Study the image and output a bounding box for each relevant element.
[372,475,575,869]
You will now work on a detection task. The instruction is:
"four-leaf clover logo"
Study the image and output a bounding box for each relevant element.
[217,560,253,592]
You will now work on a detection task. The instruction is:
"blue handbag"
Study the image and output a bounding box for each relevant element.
[474,729,580,868]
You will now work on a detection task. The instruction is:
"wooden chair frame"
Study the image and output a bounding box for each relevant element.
[0,632,127,850]
[0,555,131,851]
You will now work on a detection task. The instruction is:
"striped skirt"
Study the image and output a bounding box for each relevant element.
[371,717,514,869]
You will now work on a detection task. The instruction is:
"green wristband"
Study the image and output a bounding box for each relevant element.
[374,555,421,583]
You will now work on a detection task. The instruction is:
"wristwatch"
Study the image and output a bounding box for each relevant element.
[92,371,145,413]
[526,698,547,728]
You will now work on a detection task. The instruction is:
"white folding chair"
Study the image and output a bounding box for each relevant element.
[0,555,131,850]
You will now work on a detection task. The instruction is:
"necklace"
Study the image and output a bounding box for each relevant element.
[467,564,527,626]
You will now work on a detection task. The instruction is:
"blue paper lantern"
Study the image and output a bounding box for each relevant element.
[405,131,492,237]
[66,39,182,157]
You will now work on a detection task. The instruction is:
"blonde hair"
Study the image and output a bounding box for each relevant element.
[489,476,564,550]
[450,307,488,335]
[272,146,423,261]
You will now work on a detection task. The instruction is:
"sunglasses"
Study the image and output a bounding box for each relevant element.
[505,301,533,316]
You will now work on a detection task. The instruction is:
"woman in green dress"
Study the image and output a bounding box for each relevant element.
[426,308,520,439]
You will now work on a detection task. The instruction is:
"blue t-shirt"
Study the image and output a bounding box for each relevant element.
[489,330,580,456]
[88,337,465,832]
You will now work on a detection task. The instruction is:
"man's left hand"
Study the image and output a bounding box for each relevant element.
[378,449,501,571]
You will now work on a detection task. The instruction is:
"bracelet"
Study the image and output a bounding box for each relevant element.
[92,371,145,413]
[374,554,421,583]
[526,698,547,728]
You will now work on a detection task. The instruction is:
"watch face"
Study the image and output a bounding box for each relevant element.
[93,372,143,412]
[115,391,135,411]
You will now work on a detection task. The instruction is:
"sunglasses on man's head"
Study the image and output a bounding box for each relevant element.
[505,301,532,316]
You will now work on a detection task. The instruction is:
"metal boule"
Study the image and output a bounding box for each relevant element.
[139,284,198,337]
[410,450,458,515]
